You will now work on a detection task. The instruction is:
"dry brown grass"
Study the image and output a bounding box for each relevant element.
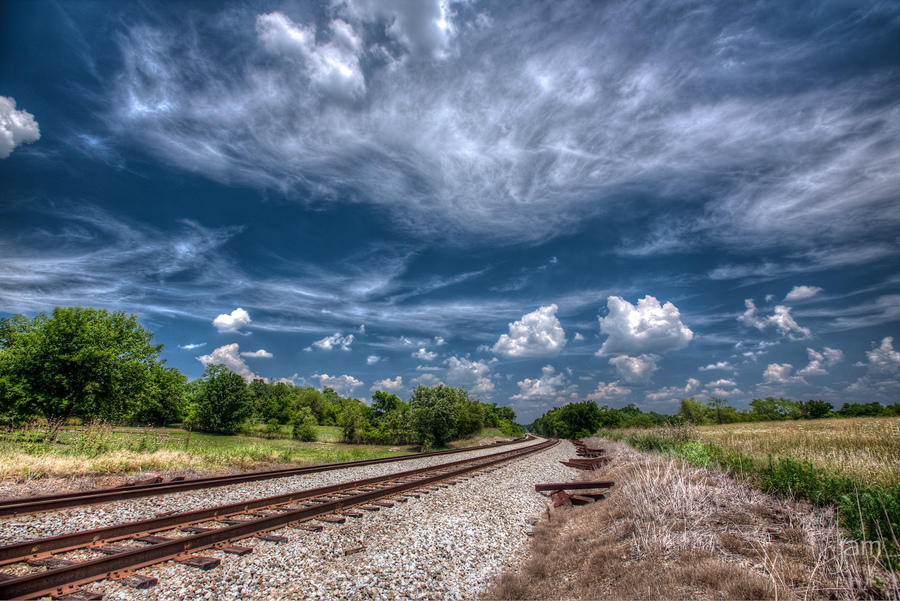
[488,439,896,600]
[694,417,900,487]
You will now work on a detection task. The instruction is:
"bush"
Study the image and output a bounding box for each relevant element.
[291,407,318,442]
[194,364,252,434]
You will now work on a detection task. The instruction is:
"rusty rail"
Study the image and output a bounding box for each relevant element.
[0,438,556,600]
[0,435,532,517]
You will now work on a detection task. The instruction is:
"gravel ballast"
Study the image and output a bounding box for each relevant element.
[10,440,576,600]
[0,439,540,545]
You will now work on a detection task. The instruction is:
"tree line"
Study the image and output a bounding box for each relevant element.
[0,307,523,446]
[531,397,900,439]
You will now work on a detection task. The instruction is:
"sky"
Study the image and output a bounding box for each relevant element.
[1,0,899,423]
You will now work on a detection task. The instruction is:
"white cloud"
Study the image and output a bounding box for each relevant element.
[366,354,383,365]
[645,378,701,403]
[111,4,900,253]
[866,337,900,375]
[598,296,693,356]
[797,347,843,377]
[739,299,811,339]
[371,376,403,393]
[762,363,805,385]
[586,380,631,401]
[306,332,355,351]
[511,365,577,402]
[785,285,823,302]
[707,379,737,388]
[312,373,364,395]
[699,361,733,372]
[179,342,206,350]
[212,307,252,334]
[433,336,446,346]
[574,332,584,341]
[609,353,660,384]
[0,96,40,159]
[412,347,438,361]
[197,343,260,381]
[444,356,494,397]
[256,12,366,100]
[492,304,567,357]
[240,348,274,358]
[411,372,442,387]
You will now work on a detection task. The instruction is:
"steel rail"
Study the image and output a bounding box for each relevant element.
[0,435,532,517]
[0,437,540,565]
[0,438,556,600]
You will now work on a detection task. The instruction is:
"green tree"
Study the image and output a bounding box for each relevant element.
[128,363,187,426]
[0,308,164,438]
[339,398,369,443]
[706,397,729,425]
[194,364,252,434]
[371,391,403,420]
[409,385,460,447]
[801,399,833,419]
[291,406,318,441]
[678,397,709,425]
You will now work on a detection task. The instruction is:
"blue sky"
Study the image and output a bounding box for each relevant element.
[2,0,899,422]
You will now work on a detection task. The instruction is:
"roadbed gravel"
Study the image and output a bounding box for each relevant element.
[11,440,576,600]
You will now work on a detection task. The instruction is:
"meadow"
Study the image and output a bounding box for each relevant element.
[599,417,900,568]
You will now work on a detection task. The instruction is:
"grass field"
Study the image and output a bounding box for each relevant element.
[694,417,900,487]
[0,424,412,479]
[600,417,900,569]
[0,422,517,480]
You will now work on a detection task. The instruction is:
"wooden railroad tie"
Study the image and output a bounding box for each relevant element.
[535,481,615,508]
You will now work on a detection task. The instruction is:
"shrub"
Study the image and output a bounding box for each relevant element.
[291,407,318,442]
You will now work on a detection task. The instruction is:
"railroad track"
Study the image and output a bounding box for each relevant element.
[0,435,533,517]
[0,437,557,600]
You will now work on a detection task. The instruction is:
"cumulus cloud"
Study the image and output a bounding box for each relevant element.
[763,363,805,385]
[412,347,438,361]
[444,356,494,397]
[371,376,403,393]
[366,354,383,365]
[256,12,366,100]
[699,361,733,372]
[598,296,692,356]
[573,332,585,342]
[608,353,660,384]
[179,342,206,350]
[492,304,567,357]
[511,365,577,402]
[312,373,364,395]
[866,337,900,375]
[212,307,252,334]
[785,285,823,302]
[197,343,259,381]
[645,378,701,404]
[739,299,811,339]
[306,332,355,351]
[586,380,631,401]
[707,379,737,388]
[433,336,447,346]
[0,96,40,159]
[798,347,842,377]
[240,348,273,358]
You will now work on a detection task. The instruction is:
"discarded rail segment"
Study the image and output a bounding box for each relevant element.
[0,435,532,517]
[535,480,615,507]
[0,438,557,600]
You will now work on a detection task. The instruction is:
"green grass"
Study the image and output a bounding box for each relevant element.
[0,423,415,479]
[600,425,900,568]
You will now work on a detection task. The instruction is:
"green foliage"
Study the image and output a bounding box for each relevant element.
[801,399,833,419]
[291,406,318,441]
[0,308,165,437]
[128,364,187,426]
[749,397,802,421]
[339,398,369,444]
[194,364,252,434]
[409,384,462,447]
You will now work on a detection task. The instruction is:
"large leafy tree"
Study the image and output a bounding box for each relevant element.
[0,308,163,437]
[409,384,464,447]
[194,364,252,434]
